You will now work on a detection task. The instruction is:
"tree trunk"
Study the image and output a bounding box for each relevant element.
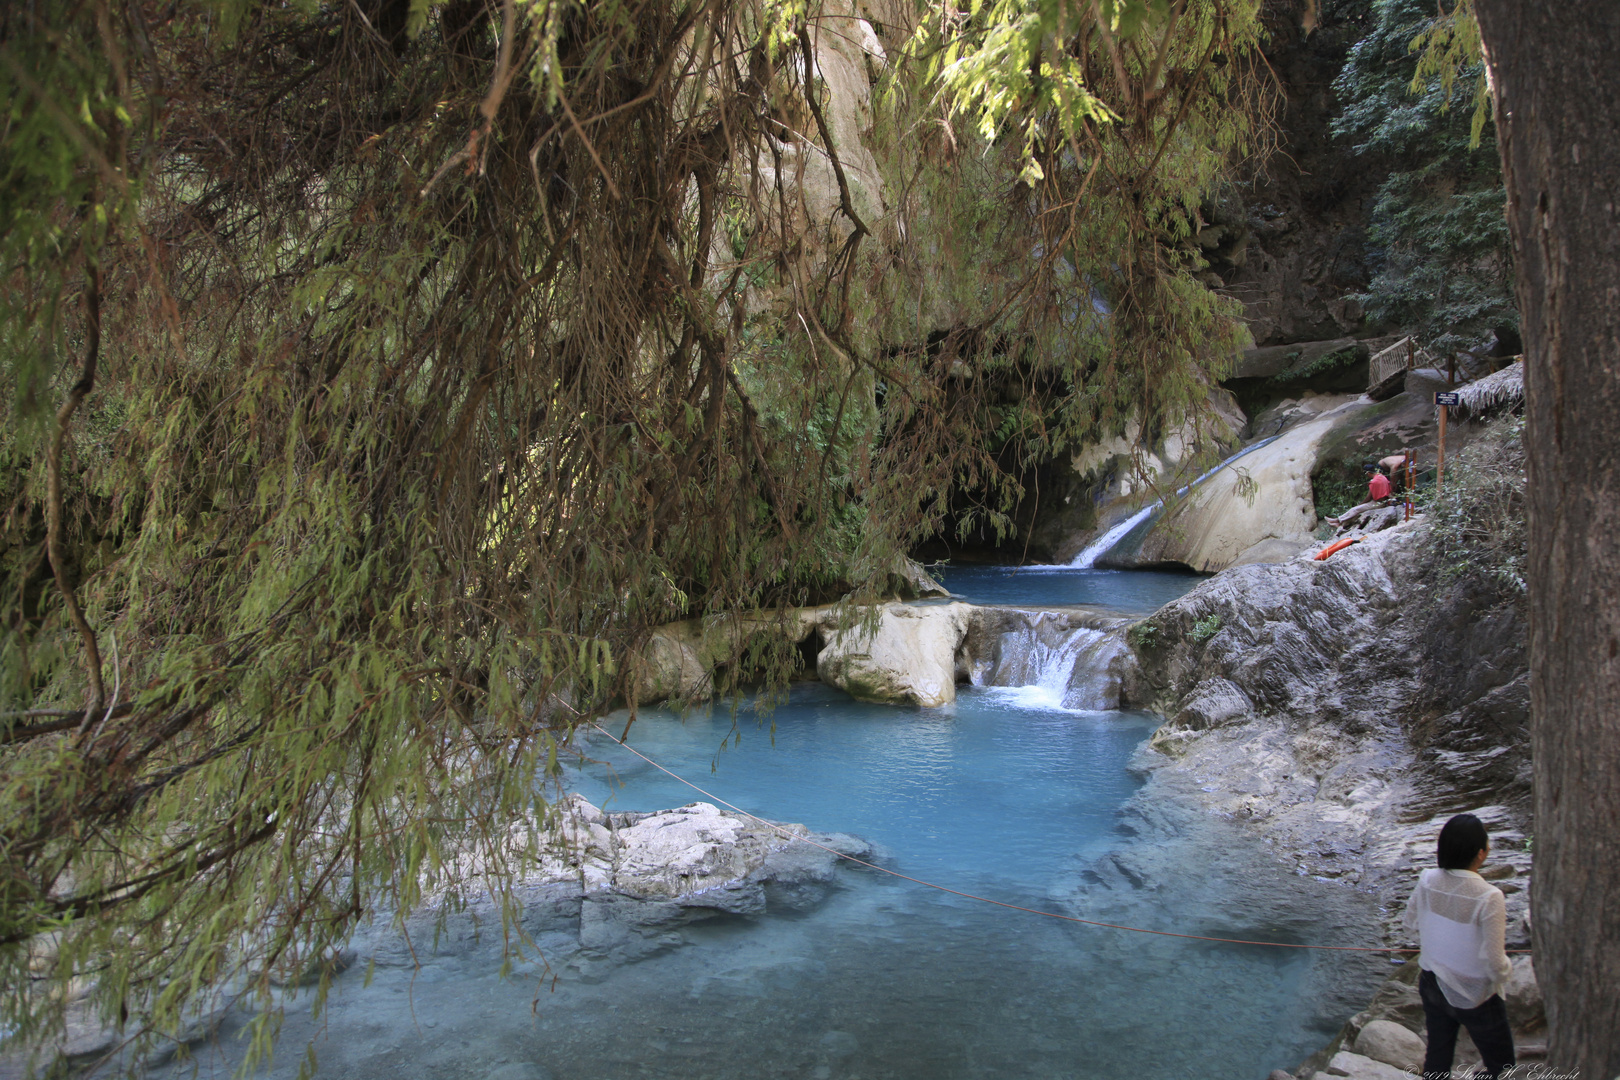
[1474,4,1620,1075]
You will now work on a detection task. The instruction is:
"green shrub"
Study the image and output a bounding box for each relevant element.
[1425,417,1526,594]
[1188,614,1222,643]
[1127,621,1161,651]
[1265,345,1365,389]
[1312,469,1372,520]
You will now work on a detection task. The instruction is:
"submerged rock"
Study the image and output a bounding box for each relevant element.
[346,796,869,980]
[484,1065,555,1080]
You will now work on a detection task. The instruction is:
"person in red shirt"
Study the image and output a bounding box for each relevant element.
[1328,466,1398,528]
[1368,469,1393,501]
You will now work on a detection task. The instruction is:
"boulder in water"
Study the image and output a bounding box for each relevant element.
[343,795,860,978]
[630,623,717,704]
[815,601,970,707]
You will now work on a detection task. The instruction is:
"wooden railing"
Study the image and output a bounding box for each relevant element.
[1368,336,1432,390]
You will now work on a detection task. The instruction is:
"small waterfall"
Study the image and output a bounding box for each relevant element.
[1066,435,1282,568]
[1070,506,1155,568]
[970,614,1131,711]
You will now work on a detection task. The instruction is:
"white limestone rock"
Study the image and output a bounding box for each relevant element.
[1319,1049,1414,1080]
[1353,1019,1426,1072]
[815,601,970,707]
[346,795,857,977]
[1136,400,1370,573]
[608,802,793,906]
[1229,537,1314,566]
[631,625,714,704]
[628,609,820,706]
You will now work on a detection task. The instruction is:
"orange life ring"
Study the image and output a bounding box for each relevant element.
[1314,537,1359,561]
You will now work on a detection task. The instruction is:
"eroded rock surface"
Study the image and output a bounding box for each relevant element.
[1123,519,1531,933]
[957,606,1137,711]
[351,797,871,980]
[1130,403,1368,572]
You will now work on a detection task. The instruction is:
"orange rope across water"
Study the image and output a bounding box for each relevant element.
[584,722,1499,956]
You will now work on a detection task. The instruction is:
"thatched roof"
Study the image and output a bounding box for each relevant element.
[1448,359,1525,418]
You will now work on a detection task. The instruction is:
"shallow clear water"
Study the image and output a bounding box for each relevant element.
[574,684,1158,897]
[163,575,1387,1080]
[934,565,1202,616]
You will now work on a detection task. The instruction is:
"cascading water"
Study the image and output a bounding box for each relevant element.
[1069,507,1155,569]
[970,613,1131,711]
[1067,434,1282,568]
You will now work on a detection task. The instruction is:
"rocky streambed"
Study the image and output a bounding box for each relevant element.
[1112,517,1541,1077]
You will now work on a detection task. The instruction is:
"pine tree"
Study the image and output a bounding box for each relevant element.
[1332,0,1514,353]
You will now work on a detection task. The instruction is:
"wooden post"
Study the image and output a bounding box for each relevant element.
[1405,338,1415,370]
[1405,452,1416,521]
[1437,402,1448,493]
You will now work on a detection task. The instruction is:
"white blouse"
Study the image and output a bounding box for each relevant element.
[1402,867,1513,1009]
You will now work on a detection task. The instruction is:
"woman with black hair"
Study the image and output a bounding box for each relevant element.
[1402,813,1516,1079]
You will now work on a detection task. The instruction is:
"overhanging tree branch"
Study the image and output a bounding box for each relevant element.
[48,259,107,735]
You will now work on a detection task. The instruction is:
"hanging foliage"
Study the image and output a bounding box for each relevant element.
[0,0,1269,1072]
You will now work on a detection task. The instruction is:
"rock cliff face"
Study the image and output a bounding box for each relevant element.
[1121,519,1532,933]
[1125,403,1360,572]
[1213,1,1384,346]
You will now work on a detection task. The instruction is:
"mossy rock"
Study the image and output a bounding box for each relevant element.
[1307,388,1440,518]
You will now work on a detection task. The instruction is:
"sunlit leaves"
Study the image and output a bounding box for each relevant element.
[1334,0,1512,352]
[1408,0,1489,148]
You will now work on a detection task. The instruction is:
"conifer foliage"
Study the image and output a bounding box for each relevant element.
[1332,0,1514,353]
[0,2,1266,1070]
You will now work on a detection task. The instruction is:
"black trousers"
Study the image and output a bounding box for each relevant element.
[1419,968,1516,1079]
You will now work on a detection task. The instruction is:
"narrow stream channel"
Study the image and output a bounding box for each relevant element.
[162,571,1388,1080]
